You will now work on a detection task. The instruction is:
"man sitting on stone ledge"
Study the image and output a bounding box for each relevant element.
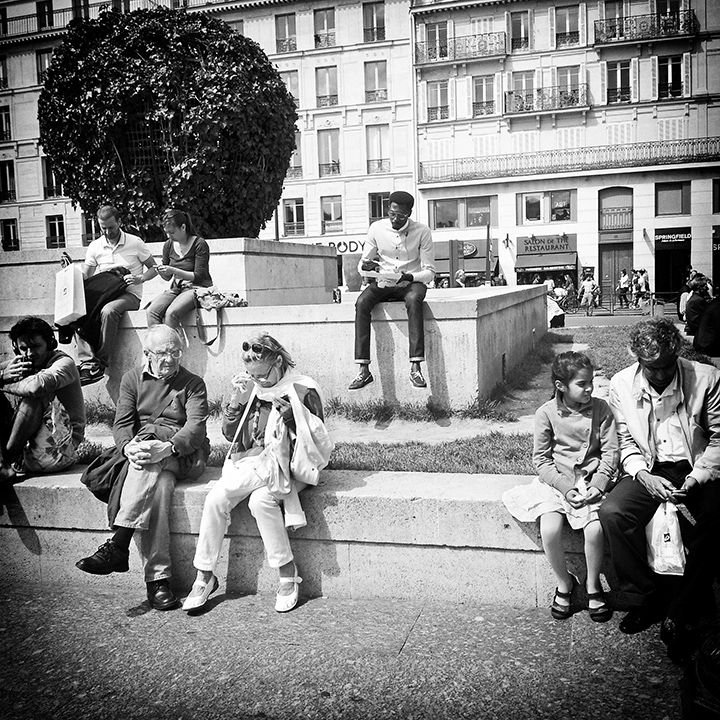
[599,317,720,664]
[0,317,85,483]
[349,190,436,391]
[76,325,210,611]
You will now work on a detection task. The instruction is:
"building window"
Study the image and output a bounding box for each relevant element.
[366,124,389,174]
[287,131,302,179]
[283,199,305,236]
[0,57,8,90]
[0,218,18,251]
[607,61,630,103]
[713,179,720,214]
[430,196,495,230]
[275,14,297,53]
[314,8,335,48]
[364,61,387,102]
[37,0,54,30]
[363,2,385,42]
[656,181,690,215]
[519,190,574,224]
[316,66,338,107]
[472,75,494,116]
[279,70,299,107]
[36,49,52,85]
[321,195,342,234]
[0,9,7,36]
[318,128,340,176]
[508,71,535,112]
[550,190,571,221]
[658,56,683,99]
[426,22,448,60]
[555,6,579,47]
[0,160,15,201]
[427,80,448,121]
[0,106,10,141]
[46,215,65,249]
[511,11,530,51]
[43,157,63,197]
[226,19,243,35]
[369,192,389,224]
[81,214,99,246]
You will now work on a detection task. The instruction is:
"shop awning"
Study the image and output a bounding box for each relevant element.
[515,252,578,273]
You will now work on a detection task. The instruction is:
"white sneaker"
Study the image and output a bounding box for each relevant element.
[182,574,219,611]
[275,568,302,613]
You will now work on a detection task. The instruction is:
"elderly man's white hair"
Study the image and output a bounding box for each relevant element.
[143,324,183,350]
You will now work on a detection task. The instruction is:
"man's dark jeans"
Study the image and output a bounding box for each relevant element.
[354,282,427,364]
[598,461,720,624]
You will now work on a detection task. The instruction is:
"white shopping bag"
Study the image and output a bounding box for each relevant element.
[54,263,86,325]
[646,502,686,576]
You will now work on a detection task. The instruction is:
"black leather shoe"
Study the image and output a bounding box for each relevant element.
[619,606,663,635]
[661,617,696,665]
[147,580,179,611]
[76,540,129,575]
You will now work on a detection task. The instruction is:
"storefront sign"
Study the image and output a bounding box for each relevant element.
[327,240,365,254]
[517,233,576,254]
[462,242,477,258]
[655,228,691,244]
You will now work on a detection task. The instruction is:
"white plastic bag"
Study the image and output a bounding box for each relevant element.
[646,502,686,576]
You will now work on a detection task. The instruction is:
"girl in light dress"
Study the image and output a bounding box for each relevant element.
[503,351,619,622]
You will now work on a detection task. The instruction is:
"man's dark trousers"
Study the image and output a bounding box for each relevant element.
[354,282,427,363]
[598,461,720,623]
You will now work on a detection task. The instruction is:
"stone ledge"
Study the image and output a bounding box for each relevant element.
[0,468,606,607]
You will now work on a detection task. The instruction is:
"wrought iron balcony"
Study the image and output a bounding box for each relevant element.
[284,222,305,236]
[608,87,631,104]
[46,234,65,249]
[427,105,449,121]
[0,128,10,142]
[0,187,16,202]
[659,82,683,99]
[317,94,338,107]
[472,100,495,117]
[594,10,698,45]
[314,32,336,49]
[276,37,297,54]
[505,84,589,114]
[419,136,720,183]
[367,159,390,174]
[322,220,343,234]
[599,206,633,231]
[81,233,99,247]
[365,89,388,103]
[319,161,341,177]
[0,78,8,90]
[415,31,505,64]
[286,166,303,179]
[364,26,385,43]
[555,31,580,48]
[511,37,529,52]
[44,185,64,198]
[1,236,19,251]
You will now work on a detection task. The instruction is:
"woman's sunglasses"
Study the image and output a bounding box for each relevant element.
[242,341,274,355]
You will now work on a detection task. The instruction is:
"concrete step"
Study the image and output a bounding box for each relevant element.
[0,468,620,608]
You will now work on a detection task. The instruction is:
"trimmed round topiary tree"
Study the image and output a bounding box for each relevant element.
[38,7,297,239]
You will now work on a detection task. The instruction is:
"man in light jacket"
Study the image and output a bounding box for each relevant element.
[599,317,720,664]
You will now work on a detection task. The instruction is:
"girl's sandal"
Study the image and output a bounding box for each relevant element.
[551,588,573,620]
[587,591,613,623]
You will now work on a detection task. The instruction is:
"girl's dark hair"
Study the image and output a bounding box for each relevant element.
[162,208,197,237]
[551,351,593,388]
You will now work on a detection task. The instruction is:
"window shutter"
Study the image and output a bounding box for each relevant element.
[599,60,607,105]
[579,3,587,46]
[548,7,556,50]
[680,0,689,11]
[494,71,503,115]
[447,19,454,43]
[535,68,542,96]
[683,53,691,98]
[505,71,512,112]
[650,56,657,101]
[418,80,428,123]
[505,11,511,53]
[528,9,534,50]
[632,57,640,102]
[448,78,456,119]
[649,0,657,14]
[465,76,474,118]
[598,1,605,21]
[580,62,587,103]
[551,66,557,90]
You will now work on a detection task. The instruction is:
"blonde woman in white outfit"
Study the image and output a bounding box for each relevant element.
[182,334,333,613]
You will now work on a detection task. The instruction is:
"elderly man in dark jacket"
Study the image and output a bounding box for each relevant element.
[76,325,209,610]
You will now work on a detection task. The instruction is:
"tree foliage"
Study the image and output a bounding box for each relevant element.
[38,7,297,239]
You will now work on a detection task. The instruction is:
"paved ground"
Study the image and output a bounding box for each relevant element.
[0,585,686,720]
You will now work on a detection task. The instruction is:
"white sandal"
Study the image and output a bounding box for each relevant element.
[275,568,302,613]
[182,574,219,612]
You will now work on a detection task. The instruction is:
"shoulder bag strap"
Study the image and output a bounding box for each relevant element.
[225,385,258,461]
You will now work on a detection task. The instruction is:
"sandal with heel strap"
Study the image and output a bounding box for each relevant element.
[275,568,302,613]
[550,574,579,620]
[587,590,613,623]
